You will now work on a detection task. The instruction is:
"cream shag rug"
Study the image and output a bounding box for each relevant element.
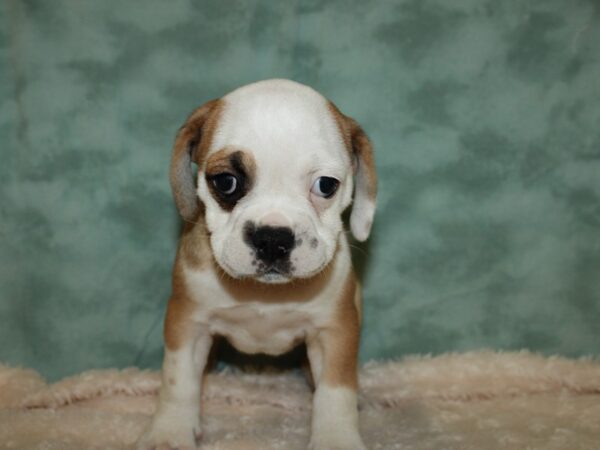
[1,351,599,450]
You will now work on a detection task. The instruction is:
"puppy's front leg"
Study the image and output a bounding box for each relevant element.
[136,296,210,450]
[307,304,366,450]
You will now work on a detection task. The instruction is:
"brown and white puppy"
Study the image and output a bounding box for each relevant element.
[136,79,377,450]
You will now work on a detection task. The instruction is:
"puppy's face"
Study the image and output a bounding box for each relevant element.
[171,80,376,283]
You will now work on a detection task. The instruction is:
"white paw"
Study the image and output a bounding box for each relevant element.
[308,433,367,450]
[135,417,201,450]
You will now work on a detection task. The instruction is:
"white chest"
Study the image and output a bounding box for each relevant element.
[208,303,314,355]
[183,241,352,356]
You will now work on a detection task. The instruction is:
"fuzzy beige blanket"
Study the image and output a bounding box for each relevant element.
[1,351,599,450]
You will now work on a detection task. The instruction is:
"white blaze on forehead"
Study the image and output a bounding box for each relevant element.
[211,79,348,166]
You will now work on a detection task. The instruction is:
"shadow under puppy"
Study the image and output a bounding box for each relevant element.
[136,79,377,450]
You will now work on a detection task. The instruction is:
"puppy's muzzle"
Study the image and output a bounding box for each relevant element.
[244,222,295,274]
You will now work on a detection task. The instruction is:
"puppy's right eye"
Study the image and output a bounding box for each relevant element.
[212,173,238,195]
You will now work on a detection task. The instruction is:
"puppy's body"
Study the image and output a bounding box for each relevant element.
[137,80,376,450]
[183,239,354,358]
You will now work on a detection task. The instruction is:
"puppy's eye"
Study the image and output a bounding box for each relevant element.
[212,173,238,195]
[311,176,340,199]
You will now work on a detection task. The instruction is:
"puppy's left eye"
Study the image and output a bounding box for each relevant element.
[311,176,340,199]
[212,173,238,195]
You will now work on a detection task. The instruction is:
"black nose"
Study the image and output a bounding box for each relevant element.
[244,224,295,265]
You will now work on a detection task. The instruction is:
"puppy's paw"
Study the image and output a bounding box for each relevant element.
[308,432,367,450]
[135,417,201,450]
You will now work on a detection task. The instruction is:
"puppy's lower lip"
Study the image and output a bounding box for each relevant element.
[261,265,293,276]
[257,271,291,284]
[255,266,292,280]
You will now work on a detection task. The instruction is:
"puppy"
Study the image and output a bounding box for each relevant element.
[136,79,377,450]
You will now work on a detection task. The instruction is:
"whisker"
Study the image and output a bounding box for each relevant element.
[179,215,201,226]
[348,244,369,258]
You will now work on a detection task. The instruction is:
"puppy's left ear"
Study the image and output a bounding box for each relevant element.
[170,99,222,221]
[329,102,377,242]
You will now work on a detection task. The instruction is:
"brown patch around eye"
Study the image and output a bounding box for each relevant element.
[205,149,255,211]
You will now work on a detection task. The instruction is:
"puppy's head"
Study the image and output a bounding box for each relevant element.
[170,80,376,283]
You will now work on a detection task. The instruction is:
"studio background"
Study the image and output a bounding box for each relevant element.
[1,0,599,381]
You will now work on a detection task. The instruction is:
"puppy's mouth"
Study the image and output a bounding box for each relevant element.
[254,265,293,284]
[214,257,295,284]
[256,272,291,284]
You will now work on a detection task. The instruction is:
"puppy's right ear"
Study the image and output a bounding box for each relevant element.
[170,99,222,221]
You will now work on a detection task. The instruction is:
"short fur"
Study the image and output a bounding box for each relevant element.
[136,79,377,450]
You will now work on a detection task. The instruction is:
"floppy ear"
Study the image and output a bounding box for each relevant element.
[169,99,222,221]
[328,102,377,242]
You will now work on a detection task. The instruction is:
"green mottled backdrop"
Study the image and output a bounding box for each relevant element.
[1,0,599,381]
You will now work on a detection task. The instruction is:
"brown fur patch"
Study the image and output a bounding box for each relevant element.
[177,219,213,270]
[163,291,198,351]
[170,99,224,221]
[186,100,225,166]
[163,233,210,350]
[205,148,233,174]
[205,148,256,180]
[318,272,361,389]
[205,148,256,211]
[327,102,353,151]
[327,101,377,200]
